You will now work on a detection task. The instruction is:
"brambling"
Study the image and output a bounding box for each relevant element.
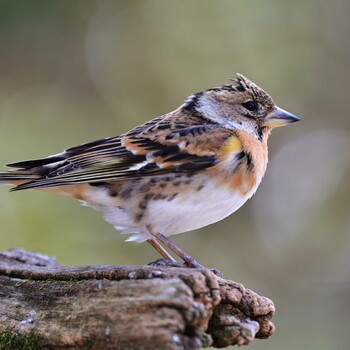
[0,74,299,269]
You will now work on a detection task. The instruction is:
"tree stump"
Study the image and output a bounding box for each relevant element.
[0,249,275,349]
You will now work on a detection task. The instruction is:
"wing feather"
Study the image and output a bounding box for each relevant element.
[10,115,239,191]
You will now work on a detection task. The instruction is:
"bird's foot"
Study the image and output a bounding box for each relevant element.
[148,258,184,268]
[148,257,204,269]
[178,253,224,276]
[148,258,223,277]
[208,268,224,278]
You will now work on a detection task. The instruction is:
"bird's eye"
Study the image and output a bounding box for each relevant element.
[242,101,258,111]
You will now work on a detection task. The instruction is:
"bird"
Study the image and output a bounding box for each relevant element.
[0,74,300,269]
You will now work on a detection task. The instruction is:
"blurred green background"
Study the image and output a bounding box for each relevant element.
[0,1,349,349]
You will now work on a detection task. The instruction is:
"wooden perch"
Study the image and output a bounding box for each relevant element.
[0,249,275,349]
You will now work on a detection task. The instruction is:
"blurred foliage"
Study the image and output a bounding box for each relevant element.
[0,1,349,349]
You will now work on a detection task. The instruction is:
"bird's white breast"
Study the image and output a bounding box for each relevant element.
[79,176,261,243]
[144,179,257,241]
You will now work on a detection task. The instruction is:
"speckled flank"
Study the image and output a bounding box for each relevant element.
[126,174,199,224]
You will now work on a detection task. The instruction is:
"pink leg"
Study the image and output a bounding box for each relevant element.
[147,238,176,262]
[151,232,204,269]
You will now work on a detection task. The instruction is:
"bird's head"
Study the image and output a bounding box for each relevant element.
[184,74,300,140]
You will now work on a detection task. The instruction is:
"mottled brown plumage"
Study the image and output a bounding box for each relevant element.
[0,74,300,268]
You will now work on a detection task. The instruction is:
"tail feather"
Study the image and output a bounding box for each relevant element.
[0,171,40,185]
[1,154,67,189]
[6,155,66,169]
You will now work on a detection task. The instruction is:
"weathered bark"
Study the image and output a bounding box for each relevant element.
[0,249,275,349]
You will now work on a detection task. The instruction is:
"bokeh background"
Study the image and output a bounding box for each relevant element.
[0,1,349,349]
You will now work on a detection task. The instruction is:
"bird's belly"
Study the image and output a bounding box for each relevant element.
[80,176,259,243]
[145,180,255,239]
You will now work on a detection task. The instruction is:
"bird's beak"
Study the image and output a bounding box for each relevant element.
[263,107,301,128]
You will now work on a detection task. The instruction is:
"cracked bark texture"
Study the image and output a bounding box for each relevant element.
[0,249,275,349]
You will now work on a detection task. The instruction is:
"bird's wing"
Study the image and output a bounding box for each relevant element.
[8,117,241,191]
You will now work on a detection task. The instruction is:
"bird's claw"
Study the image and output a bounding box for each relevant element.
[209,268,224,278]
[148,258,223,277]
[148,258,184,267]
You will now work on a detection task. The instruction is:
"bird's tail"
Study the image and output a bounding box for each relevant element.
[0,155,66,188]
[0,171,40,186]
